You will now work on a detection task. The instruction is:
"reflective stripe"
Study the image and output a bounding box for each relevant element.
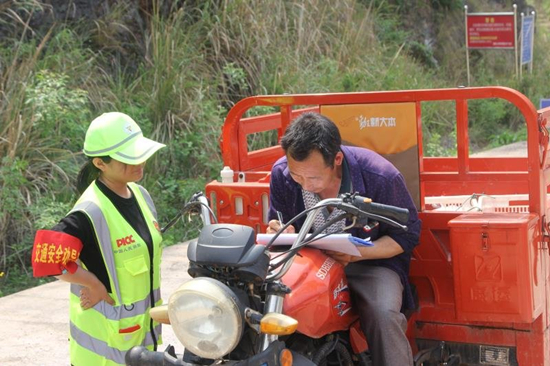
[70,322,127,365]
[70,201,122,302]
[83,131,142,156]
[70,322,162,364]
[137,185,157,220]
[144,324,162,347]
[70,285,161,320]
[114,144,156,163]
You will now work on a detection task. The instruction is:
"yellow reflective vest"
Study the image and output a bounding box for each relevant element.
[68,182,163,366]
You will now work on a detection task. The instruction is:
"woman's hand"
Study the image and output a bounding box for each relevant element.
[80,284,115,310]
[267,220,296,234]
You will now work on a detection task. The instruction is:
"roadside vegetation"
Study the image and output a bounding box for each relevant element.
[1,0,549,296]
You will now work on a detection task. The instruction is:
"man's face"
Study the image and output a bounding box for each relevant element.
[287,149,343,194]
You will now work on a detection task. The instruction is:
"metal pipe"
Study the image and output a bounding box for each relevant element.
[259,292,285,351]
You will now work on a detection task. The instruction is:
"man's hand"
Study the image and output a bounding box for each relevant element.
[267,220,296,234]
[324,250,359,267]
[80,284,115,310]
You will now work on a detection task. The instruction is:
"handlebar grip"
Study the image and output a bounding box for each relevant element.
[125,345,184,366]
[353,196,410,224]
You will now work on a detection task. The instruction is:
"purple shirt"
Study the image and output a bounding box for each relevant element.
[268,145,421,309]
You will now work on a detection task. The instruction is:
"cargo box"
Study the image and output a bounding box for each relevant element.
[448,213,544,323]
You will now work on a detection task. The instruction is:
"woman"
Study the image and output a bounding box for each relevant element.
[31,112,165,365]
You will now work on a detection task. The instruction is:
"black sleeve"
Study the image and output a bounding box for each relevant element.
[52,212,112,293]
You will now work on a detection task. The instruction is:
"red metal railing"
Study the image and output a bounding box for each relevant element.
[220,86,546,215]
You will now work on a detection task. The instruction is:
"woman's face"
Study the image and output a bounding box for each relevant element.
[97,158,145,183]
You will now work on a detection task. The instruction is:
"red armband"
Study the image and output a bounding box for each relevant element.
[31,230,83,277]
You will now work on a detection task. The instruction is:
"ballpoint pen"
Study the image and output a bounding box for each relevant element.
[277,211,285,227]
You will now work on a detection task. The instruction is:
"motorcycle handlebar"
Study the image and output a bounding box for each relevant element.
[161,192,215,233]
[347,194,409,224]
[126,346,166,366]
[126,345,184,366]
[267,194,410,281]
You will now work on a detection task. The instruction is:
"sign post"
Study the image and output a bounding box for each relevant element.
[520,11,535,78]
[464,5,470,86]
[464,5,518,85]
[515,4,518,80]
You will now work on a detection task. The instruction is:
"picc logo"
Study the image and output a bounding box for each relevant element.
[116,235,135,247]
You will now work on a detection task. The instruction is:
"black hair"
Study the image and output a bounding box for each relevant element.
[76,156,112,194]
[280,112,342,167]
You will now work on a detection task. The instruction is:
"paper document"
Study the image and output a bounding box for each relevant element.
[256,233,373,257]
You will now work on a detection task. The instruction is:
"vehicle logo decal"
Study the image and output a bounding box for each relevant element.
[316,257,336,280]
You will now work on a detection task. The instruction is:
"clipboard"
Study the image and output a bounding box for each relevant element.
[256,233,373,256]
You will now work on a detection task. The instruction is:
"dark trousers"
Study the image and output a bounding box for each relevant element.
[345,264,413,366]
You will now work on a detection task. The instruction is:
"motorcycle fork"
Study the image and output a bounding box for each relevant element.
[259,281,291,352]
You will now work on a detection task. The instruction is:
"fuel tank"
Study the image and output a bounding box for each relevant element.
[280,248,358,338]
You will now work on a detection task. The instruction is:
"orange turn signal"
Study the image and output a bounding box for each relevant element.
[279,349,293,366]
[260,313,298,335]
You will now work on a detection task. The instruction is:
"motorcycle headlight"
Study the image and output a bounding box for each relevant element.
[167,277,244,359]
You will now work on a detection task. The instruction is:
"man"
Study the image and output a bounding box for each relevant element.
[267,112,421,366]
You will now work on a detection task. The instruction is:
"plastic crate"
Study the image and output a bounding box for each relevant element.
[424,194,533,213]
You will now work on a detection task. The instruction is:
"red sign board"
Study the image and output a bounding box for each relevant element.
[467,14,515,49]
